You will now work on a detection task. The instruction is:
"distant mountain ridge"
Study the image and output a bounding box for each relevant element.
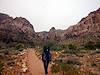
[62,8,100,39]
[37,8,100,43]
[0,8,100,44]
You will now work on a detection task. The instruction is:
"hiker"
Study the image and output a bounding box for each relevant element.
[42,46,51,75]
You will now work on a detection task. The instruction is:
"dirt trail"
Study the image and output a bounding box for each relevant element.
[27,49,52,75]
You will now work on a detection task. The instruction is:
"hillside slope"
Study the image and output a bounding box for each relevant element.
[0,13,35,43]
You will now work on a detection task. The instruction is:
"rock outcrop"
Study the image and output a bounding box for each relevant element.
[1,8,100,44]
[37,27,65,42]
[0,13,35,43]
[62,8,100,39]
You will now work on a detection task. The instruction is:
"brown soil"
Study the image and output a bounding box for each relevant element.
[27,49,52,75]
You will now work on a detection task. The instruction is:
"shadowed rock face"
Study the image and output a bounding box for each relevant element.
[0,13,35,43]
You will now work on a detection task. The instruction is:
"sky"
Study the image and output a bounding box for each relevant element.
[0,0,100,32]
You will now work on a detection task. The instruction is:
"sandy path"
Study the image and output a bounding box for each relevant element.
[27,49,52,75]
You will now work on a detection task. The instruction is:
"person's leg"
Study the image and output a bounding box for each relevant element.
[46,61,49,73]
[45,61,48,74]
[43,61,48,74]
[45,61,49,75]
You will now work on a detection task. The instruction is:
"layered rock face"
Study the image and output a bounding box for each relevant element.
[62,8,100,39]
[37,27,65,42]
[0,13,35,43]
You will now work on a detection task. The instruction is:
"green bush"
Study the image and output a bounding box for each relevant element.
[95,42,100,49]
[15,43,25,51]
[60,44,68,49]
[68,44,77,50]
[66,60,81,65]
[91,63,97,67]
[45,42,62,51]
[64,44,78,54]
[84,41,96,50]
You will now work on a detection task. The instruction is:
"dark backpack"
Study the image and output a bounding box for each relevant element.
[42,49,51,61]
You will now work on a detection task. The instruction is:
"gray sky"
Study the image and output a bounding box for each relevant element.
[0,0,100,32]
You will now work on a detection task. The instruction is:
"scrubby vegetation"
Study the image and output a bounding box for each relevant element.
[0,36,100,75]
[51,61,82,75]
[0,60,3,74]
[48,39,100,75]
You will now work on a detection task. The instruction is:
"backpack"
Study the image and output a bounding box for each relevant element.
[42,50,51,61]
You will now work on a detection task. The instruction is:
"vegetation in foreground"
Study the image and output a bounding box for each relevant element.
[34,39,100,75]
[0,37,100,75]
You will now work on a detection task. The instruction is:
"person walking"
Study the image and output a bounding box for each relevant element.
[42,46,51,75]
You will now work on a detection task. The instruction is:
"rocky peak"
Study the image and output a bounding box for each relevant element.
[0,13,35,43]
[50,27,56,30]
[0,13,11,23]
[14,17,34,28]
[49,27,56,32]
[48,27,56,39]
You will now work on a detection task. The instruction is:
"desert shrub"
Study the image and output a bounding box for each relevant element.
[85,71,97,75]
[46,42,54,48]
[95,42,100,49]
[52,45,62,51]
[15,43,25,51]
[60,44,68,49]
[63,64,82,75]
[7,61,15,66]
[91,63,97,67]
[65,50,76,54]
[84,41,96,50]
[0,60,3,74]
[28,42,35,48]
[68,44,77,50]
[51,61,82,75]
[0,45,1,50]
[45,42,62,51]
[65,44,78,54]
[66,60,81,65]
[51,64,60,73]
